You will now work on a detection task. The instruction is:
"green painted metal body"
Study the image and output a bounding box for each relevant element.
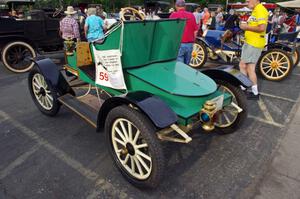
[66,19,233,125]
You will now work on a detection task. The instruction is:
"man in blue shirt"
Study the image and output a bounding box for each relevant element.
[84,8,106,42]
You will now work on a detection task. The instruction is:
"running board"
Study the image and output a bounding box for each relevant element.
[58,94,98,128]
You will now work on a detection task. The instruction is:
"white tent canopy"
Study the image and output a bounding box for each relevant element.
[277,0,300,8]
[235,7,252,12]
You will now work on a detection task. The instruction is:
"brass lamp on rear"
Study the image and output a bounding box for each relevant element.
[200,100,217,131]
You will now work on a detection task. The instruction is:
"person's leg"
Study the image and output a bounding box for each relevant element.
[177,44,185,63]
[239,43,249,91]
[246,63,259,95]
[239,60,247,76]
[184,43,193,65]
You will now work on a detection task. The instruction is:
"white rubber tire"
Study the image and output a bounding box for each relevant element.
[1,41,36,73]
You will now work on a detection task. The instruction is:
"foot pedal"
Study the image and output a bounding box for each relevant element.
[58,94,98,128]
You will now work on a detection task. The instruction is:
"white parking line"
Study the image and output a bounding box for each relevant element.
[0,144,40,180]
[248,115,284,128]
[0,110,128,198]
[257,99,275,123]
[259,92,297,103]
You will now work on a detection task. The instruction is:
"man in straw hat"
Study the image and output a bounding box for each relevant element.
[59,6,80,42]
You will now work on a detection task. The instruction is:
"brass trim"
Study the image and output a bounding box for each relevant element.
[64,65,79,76]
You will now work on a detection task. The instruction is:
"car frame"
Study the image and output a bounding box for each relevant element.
[28,8,252,188]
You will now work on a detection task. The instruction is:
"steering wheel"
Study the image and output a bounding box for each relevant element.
[53,6,63,18]
[119,7,144,21]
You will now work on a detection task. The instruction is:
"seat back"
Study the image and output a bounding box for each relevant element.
[203,30,224,47]
[92,19,185,69]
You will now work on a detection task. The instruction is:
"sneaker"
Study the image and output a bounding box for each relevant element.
[247,92,260,100]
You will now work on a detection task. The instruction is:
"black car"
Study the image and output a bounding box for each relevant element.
[0,0,62,73]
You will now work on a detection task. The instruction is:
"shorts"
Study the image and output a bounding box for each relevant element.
[241,43,263,64]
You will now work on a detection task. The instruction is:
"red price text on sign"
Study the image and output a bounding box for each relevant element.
[99,72,109,81]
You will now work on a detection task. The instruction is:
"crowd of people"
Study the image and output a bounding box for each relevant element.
[59,5,108,44]
[58,0,300,100]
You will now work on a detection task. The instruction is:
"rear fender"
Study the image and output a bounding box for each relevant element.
[34,58,74,95]
[195,37,210,47]
[97,91,178,131]
[200,65,253,88]
[266,43,293,52]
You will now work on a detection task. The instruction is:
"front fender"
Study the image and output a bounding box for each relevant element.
[34,58,74,95]
[200,65,253,88]
[97,91,178,131]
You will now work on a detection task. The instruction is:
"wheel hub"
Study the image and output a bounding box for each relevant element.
[271,62,279,69]
[192,51,197,58]
[39,87,46,96]
[126,143,135,156]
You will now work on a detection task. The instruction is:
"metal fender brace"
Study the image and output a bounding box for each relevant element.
[157,124,192,144]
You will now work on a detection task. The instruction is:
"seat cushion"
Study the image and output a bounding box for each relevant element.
[126,61,217,97]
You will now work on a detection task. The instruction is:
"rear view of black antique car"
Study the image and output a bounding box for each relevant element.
[0,0,63,73]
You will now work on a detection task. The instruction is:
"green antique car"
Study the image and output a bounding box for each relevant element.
[28,8,252,188]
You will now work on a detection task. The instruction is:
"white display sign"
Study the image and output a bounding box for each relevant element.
[93,47,127,90]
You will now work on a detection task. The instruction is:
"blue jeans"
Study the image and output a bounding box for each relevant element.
[177,43,193,65]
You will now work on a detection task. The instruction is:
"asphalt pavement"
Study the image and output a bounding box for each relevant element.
[0,53,300,199]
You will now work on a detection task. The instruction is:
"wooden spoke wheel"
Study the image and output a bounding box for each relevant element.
[28,67,61,116]
[1,41,36,73]
[105,105,164,188]
[214,80,247,134]
[189,42,208,68]
[258,49,292,81]
[120,7,144,21]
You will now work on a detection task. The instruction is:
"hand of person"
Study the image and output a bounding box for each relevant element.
[239,23,247,30]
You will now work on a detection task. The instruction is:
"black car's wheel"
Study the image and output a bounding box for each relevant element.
[214,80,247,134]
[105,105,164,188]
[28,67,60,116]
[257,49,292,81]
[189,41,208,68]
[1,41,37,73]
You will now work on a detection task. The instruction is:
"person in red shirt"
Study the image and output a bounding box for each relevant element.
[169,0,198,64]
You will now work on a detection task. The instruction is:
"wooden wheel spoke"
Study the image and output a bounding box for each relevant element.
[136,150,151,161]
[133,156,144,176]
[136,154,150,173]
[277,67,285,75]
[133,130,140,144]
[115,127,127,142]
[114,137,126,146]
[120,121,129,140]
[136,143,148,149]
[271,69,275,77]
[274,68,279,77]
[265,67,272,74]
[130,156,135,172]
